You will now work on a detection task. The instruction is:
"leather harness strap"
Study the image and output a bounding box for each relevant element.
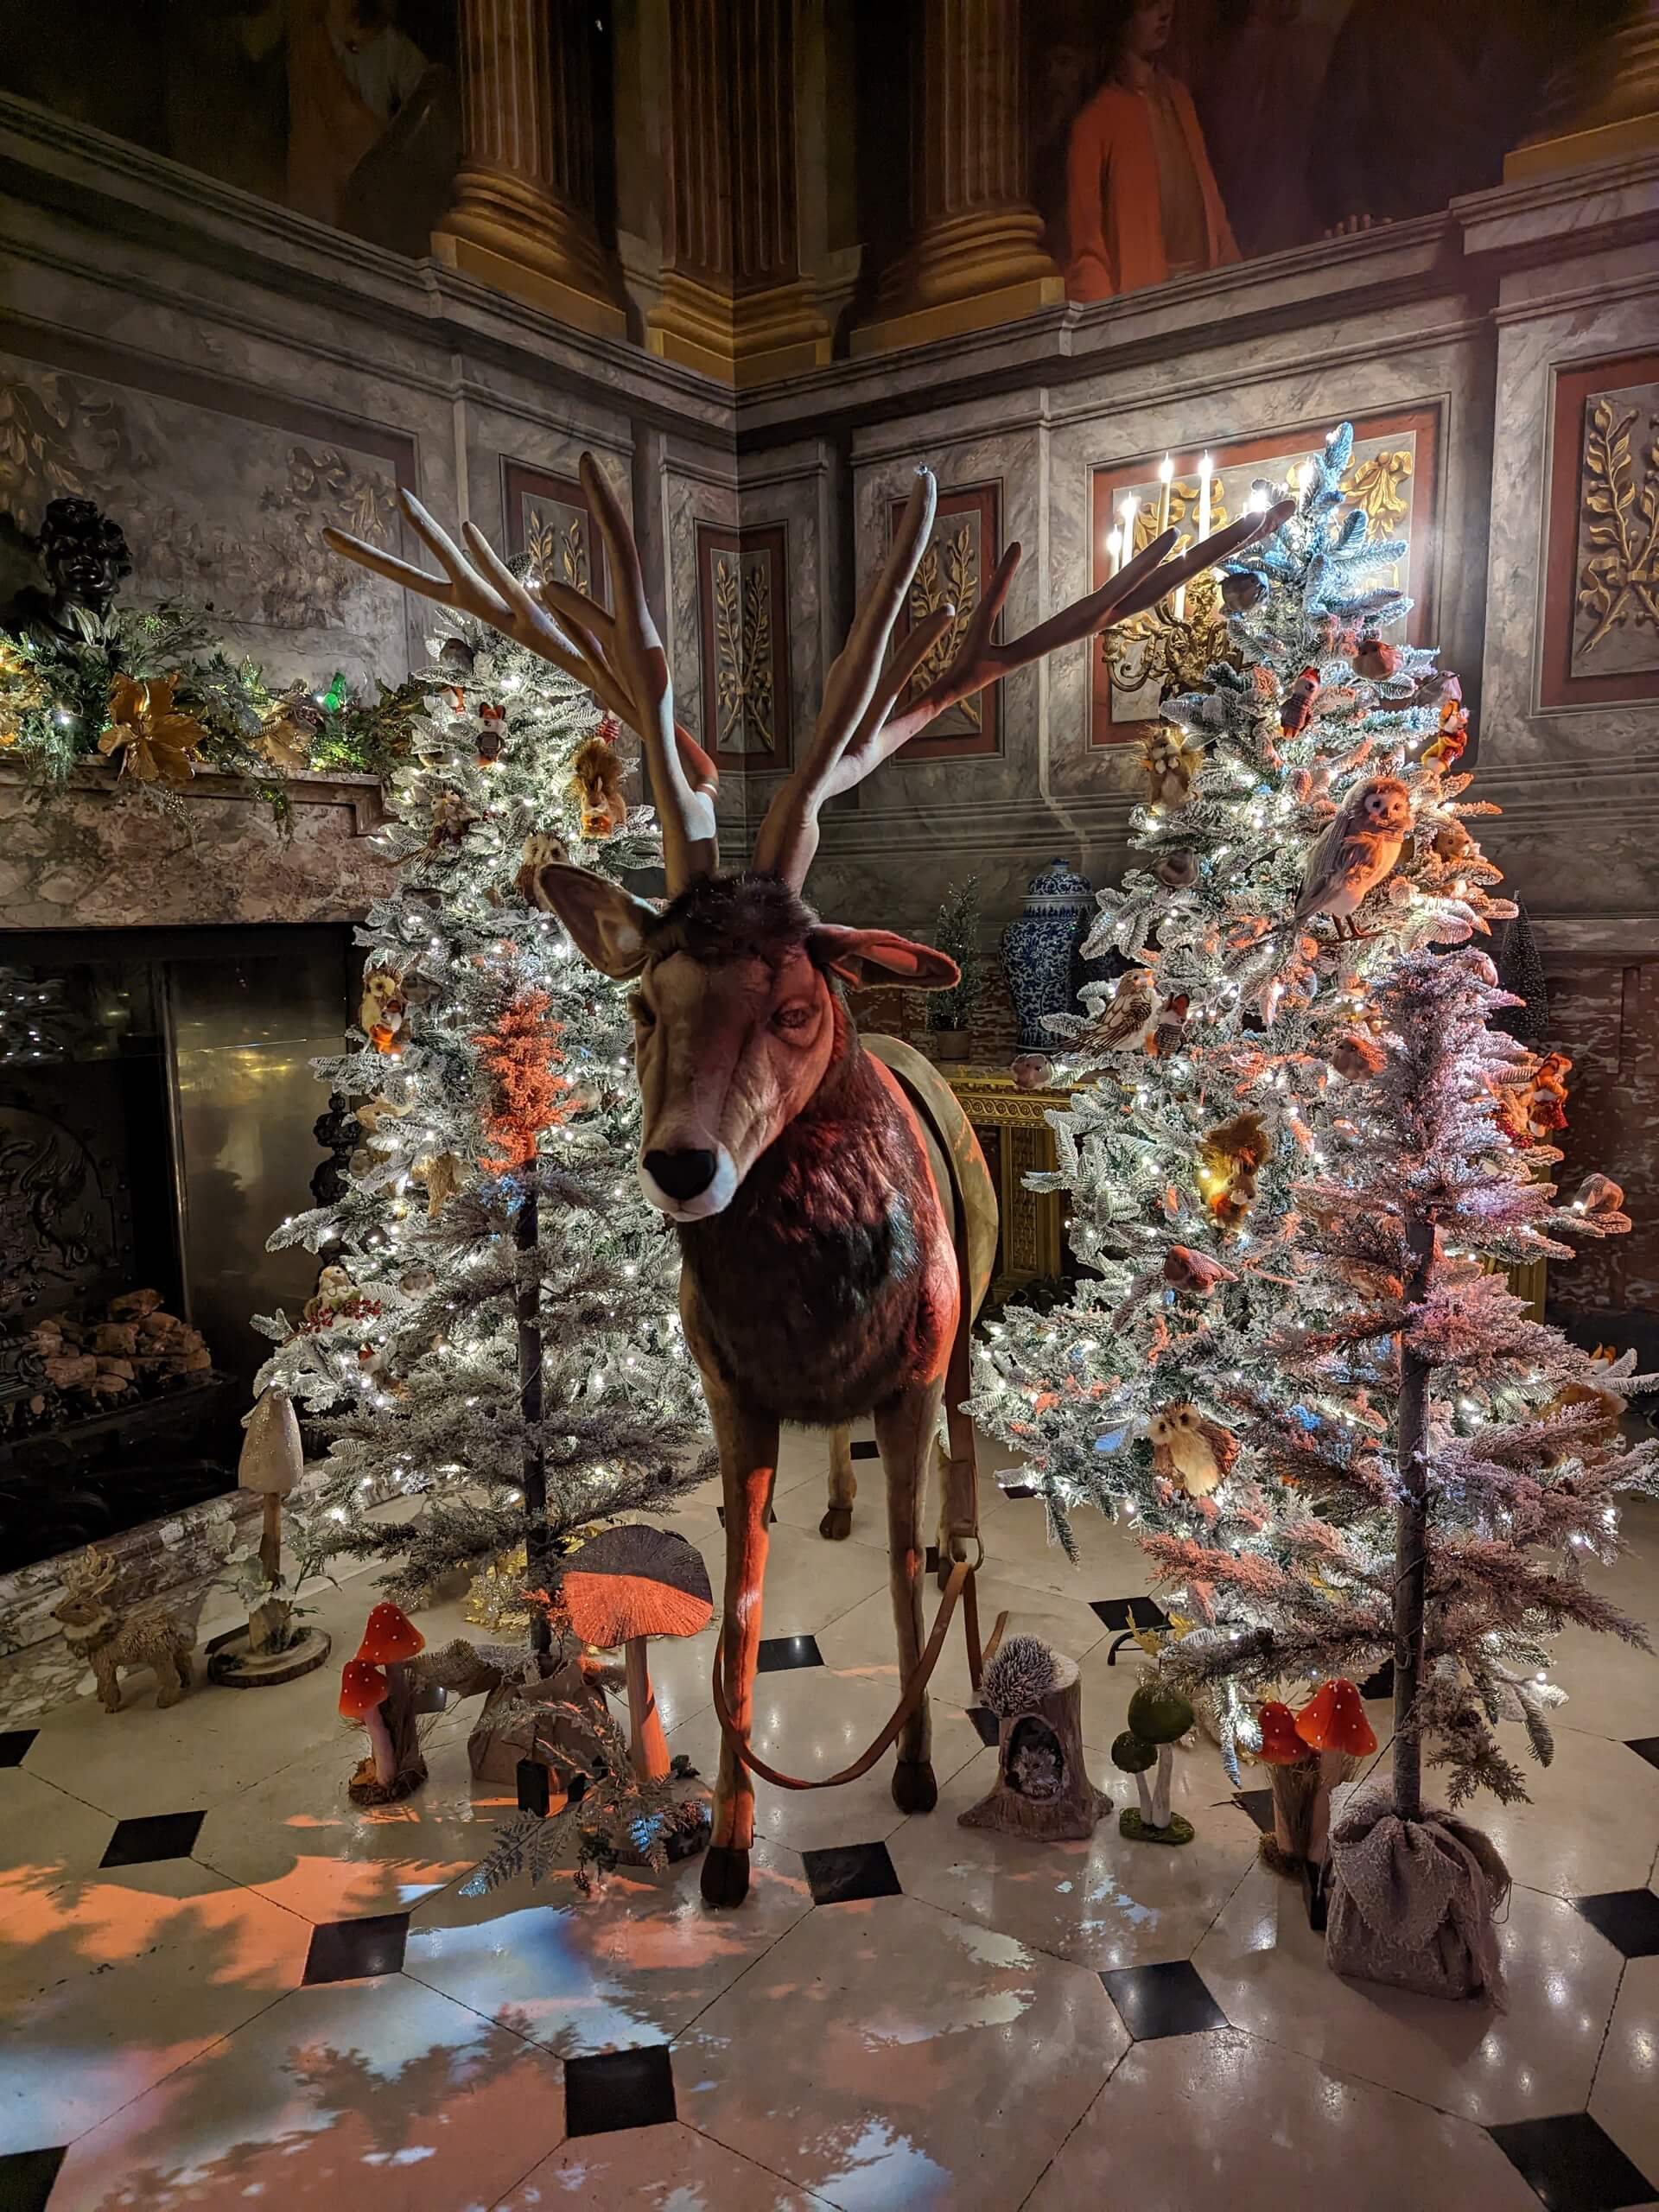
[710,1052,1001,1794]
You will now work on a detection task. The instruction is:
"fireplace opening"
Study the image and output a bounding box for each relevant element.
[1,925,354,1572]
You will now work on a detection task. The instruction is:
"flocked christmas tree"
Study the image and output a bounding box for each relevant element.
[969,426,1656,1933]
[253,612,713,1633]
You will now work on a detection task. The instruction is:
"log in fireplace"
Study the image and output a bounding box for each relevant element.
[0,925,354,1571]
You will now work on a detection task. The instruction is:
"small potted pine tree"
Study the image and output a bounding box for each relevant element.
[926,875,984,1063]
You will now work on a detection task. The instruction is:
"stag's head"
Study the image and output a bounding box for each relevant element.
[326,456,1286,1222]
[51,1547,118,1637]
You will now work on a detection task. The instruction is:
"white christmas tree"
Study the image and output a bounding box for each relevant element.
[254,615,713,1622]
[968,423,1656,1818]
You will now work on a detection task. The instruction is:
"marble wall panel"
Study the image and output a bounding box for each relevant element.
[696,520,792,768]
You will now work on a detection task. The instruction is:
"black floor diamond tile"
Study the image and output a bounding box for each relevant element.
[1626,1736,1659,1774]
[99,1810,205,1868]
[1574,1889,1659,1959]
[0,1729,38,1769]
[755,1635,823,1674]
[563,2044,677,2138]
[850,1440,880,1461]
[802,1840,903,1905]
[715,1504,775,1528]
[1231,1788,1274,1834]
[1102,1961,1230,2040]
[1090,1596,1170,1632]
[1000,1482,1038,1500]
[0,2145,67,2212]
[968,1705,1001,1747]
[1488,2113,1655,2212]
[1359,1658,1395,1700]
[302,1910,410,1985]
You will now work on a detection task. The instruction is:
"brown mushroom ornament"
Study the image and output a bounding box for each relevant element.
[560,1526,713,1781]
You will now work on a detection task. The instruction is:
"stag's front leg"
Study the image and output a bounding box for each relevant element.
[701,1377,780,1909]
[820,1424,856,1541]
[876,1379,944,1813]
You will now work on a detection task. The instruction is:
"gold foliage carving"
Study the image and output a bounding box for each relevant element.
[713,551,775,753]
[526,507,590,594]
[263,447,395,543]
[0,375,136,526]
[1575,396,1659,658]
[907,523,982,730]
[1339,447,1414,536]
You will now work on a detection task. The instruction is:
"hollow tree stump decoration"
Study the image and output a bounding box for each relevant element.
[960,1634,1110,1841]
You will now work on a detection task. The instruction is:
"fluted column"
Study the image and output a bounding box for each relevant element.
[852,0,1061,358]
[431,0,626,340]
[1506,1,1659,181]
[645,0,831,387]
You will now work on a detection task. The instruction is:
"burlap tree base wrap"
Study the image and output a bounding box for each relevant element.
[1325,1793,1512,2007]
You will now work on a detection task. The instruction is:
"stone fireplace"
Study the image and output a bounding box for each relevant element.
[0,767,395,1613]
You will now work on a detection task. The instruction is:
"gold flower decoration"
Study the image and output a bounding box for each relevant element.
[256,715,311,773]
[99,675,206,786]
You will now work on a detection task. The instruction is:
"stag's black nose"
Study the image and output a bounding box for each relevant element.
[644,1147,719,1202]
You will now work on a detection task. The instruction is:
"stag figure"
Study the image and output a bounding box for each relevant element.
[327,457,1282,1904]
[51,1546,196,1712]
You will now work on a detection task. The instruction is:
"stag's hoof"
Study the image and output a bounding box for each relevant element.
[892,1758,938,1814]
[701,1844,751,1907]
[819,1506,854,1541]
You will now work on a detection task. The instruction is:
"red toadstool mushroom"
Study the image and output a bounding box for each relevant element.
[1256,1700,1305,1766]
[1295,1678,1377,1759]
[560,1526,713,1781]
[339,1659,392,1786]
[347,1602,428,1802]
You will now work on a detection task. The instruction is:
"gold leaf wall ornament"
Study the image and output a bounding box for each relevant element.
[0,375,134,526]
[525,508,590,594]
[263,446,395,544]
[1339,448,1414,537]
[907,524,982,729]
[712,550,775,753]
[1575,397,1659,659]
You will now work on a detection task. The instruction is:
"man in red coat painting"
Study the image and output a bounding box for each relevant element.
[1065,0,1239,302]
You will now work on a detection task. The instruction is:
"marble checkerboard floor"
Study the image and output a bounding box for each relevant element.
[3,1427,1658,2212]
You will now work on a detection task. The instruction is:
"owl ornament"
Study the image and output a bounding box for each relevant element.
[571,725,628,839]
[1149,1403,1239,1498]
[1282,775,1413,941]
[1138,727,1204,810]
[517,830,569,905]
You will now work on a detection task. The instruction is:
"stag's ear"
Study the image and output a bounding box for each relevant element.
[808,925,961,990]
[531,862,656,979]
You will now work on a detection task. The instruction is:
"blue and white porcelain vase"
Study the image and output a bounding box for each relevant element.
[1001,858,1096,1050]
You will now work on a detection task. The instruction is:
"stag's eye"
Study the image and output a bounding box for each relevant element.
[773,1003,812,1033]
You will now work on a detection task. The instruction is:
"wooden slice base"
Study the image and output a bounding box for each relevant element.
[206,1624,333,1689]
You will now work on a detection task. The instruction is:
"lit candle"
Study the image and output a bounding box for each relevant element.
[1118,494,1139,564]
[1173,535,1190,624]
[1157,453,1174,536]
[1197,452,1213,544]
[1106,525,1122,576]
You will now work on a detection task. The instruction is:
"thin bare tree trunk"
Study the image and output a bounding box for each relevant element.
[1392,1214,1435,1822]
[517,1189,550,1659]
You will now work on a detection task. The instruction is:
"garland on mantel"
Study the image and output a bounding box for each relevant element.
[0,602,423,815]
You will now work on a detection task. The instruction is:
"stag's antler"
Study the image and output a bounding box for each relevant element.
[751,472,1294,890]
[62,1544,116,1596]
[325,456,719,893]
